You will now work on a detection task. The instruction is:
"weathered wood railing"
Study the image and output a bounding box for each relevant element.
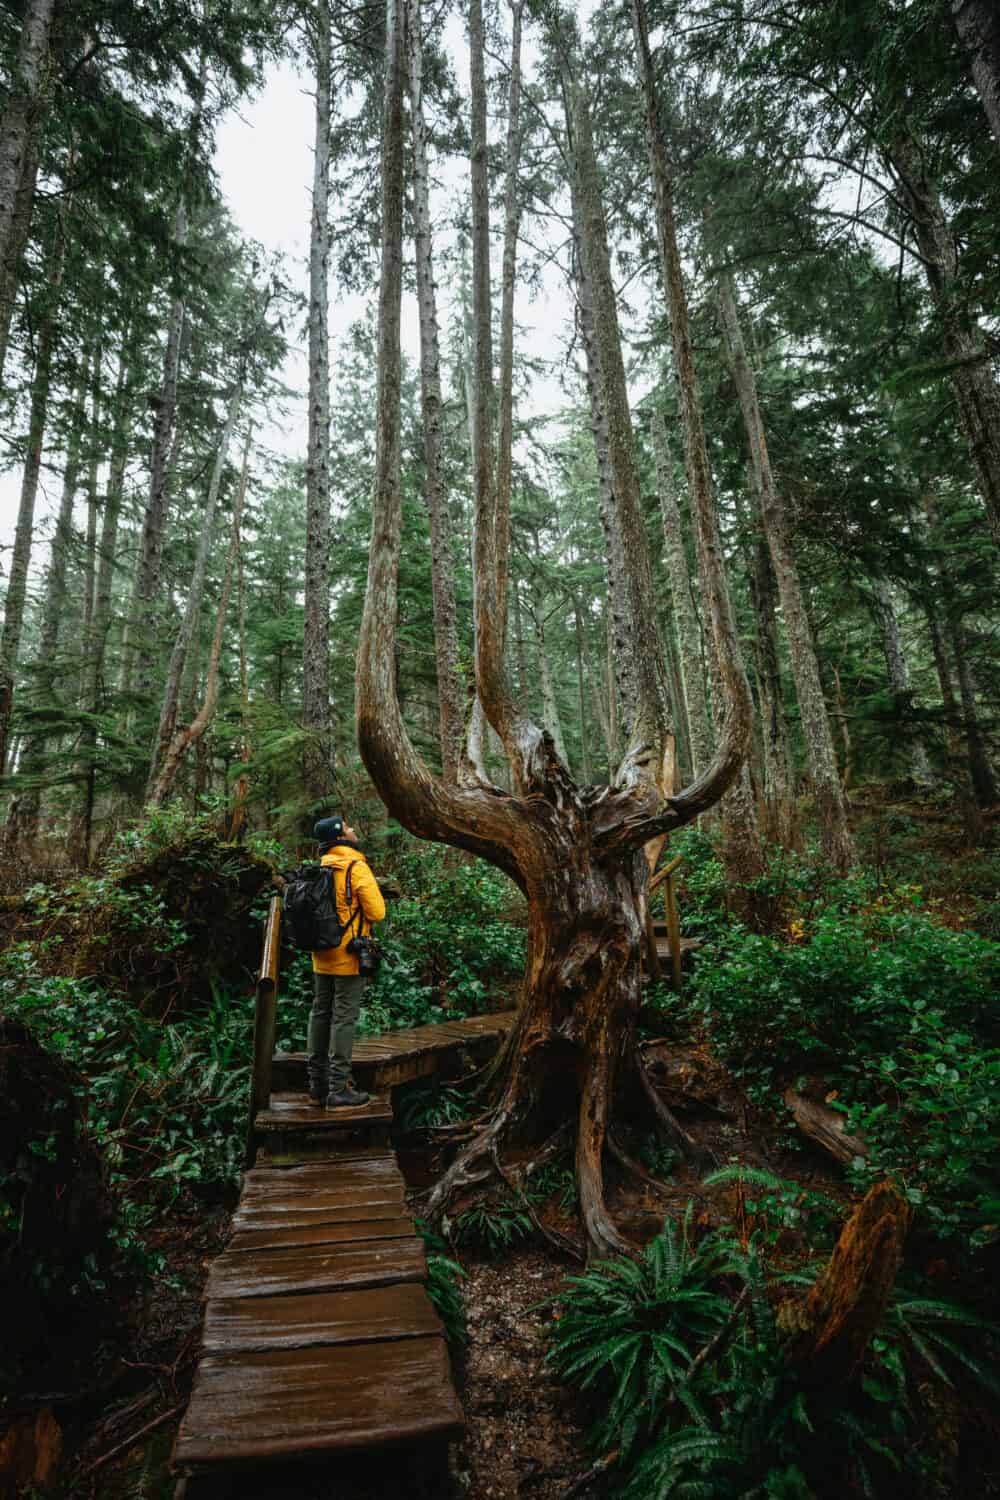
[648,853,685,992]
[244,893,281,1166]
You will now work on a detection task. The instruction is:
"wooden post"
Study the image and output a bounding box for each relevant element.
[664,867,683,993]
[244,894,281,1167]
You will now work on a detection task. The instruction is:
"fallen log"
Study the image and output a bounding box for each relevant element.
[783,1087,868,1165]
[781,1180,910,1388]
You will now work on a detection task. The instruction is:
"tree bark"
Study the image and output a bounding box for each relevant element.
[651,409,713,777]
[889,133,1000,550]
[0,130,41,391]
[0,0,55,334]
[5,353,89,848]
[741,482,796,848]
[716,270,854,869]
[407,0,464,782]
[573,601,593,783]
[783,1182,910,1389]
[531,577,569,767]
[870,579,933,783]
[949,619,997,808]
[146,380,242,800]
[120,222,187,703]
[0,206,68,777]
[77,331,136,861]
[302,0,334,808]
[149,441,250,806]
[952,0,1000,152]
[79,345,102,693]
[568,73,672,764]
[357,0,747,1259]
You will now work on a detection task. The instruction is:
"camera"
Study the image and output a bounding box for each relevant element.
[347,934,382,977]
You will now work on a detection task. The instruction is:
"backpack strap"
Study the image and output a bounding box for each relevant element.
[342,860,363,939]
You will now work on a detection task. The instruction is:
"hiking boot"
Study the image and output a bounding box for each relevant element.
[327,1087,370,1108]
[308,1085,326,1106]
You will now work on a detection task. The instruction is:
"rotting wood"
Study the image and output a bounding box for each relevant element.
[781,1181,910,1388]
[783,1087,868,1166]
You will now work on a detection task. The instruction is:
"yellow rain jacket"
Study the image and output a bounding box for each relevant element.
[311,844,386,976]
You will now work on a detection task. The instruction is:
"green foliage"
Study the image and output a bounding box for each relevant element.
[451,1199,533,1256]
[544,1208,739,1458]
[704,1167,841,1250]
[372,841,526,1020]
[545,1224,1000,1500]
[417,1222,468,1347]
[526,1162,579,1211]
[686,886,1000,1243]
[0,948,252,1199]
[397,1079,471,1131]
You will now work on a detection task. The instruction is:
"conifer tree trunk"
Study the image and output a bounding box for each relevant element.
[5,354,89,847]
[302,0,334,808]
[407,0,464,781]
[0,132,41,388]
[530,576,568,766]
[121,240,186,702]
[952,0,1000,151]
[0,0,55,316]
[0,206,68,776]
[79,347,102,684]
[651,409,712,776]
[358,0,751,1258]
[146,381,242,800]
[890,134,1000,549]
[573,602,593,783]
[569,78,672,766]
[742,483,796,847]
[949,620,997,808]
[870,580,933,784]
[228,498,252,841]
[150,442,250,806]
[77,334,136,860]
[716,270,854,868]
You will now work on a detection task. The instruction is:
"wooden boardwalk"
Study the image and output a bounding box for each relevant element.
[171,1007,519,1484]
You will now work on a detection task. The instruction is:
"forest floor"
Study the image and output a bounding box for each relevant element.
[55,1056,857,1500]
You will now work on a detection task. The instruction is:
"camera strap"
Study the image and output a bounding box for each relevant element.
[341,860,363,939]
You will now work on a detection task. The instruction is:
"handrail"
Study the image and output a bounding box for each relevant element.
[244,893,282,1167]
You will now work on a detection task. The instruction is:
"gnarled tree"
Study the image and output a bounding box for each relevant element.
[357,0,752,1258]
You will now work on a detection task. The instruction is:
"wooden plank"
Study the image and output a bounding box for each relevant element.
[174,1335,463,1466]
[254,1092,392,1134]
[254,1145,393,1169]
[227,1213,415,1255]
[206,1236,427,1301]
[202,1283,441,1354]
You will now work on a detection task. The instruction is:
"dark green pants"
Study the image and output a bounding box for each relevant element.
[308,972,366,1096]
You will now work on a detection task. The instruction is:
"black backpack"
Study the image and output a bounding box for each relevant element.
[283,861,359,952]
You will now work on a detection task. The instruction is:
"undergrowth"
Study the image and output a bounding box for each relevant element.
[545,1206,1000,1499]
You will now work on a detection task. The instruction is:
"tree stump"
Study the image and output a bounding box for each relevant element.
[781,1180,910,1388]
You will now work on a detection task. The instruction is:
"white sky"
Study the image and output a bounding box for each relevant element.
[0,7,590,562]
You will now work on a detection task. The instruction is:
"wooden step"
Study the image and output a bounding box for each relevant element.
[228,1212,416,1256]
[272,1010,517,1093]
[254,1092,393,1135]
[202,1282,442,1354]
[206,1236,427,1301]
[174,1334,463,1467]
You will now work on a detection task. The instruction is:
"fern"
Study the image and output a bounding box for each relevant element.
[544,1206,739,1456]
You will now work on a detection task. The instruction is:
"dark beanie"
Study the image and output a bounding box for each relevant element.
[313,815,344,844]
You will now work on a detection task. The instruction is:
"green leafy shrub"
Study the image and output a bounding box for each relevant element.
[451,1199,533,1255]
[417,1222,467,1346]
[544,1208,739,1458]
[687,900,1000,1241]
[397,1079,471,1131]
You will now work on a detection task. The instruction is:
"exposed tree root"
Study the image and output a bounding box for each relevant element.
[491,1139,585,1263]
[634,1048,714,1171]
[607,1128,675,1198]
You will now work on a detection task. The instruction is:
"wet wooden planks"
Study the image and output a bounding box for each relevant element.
[272,1009,518,1093]
[174,1337,463,1466]
[174,1147,463,1474]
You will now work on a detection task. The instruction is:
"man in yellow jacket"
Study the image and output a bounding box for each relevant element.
[308,815,386,1108]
